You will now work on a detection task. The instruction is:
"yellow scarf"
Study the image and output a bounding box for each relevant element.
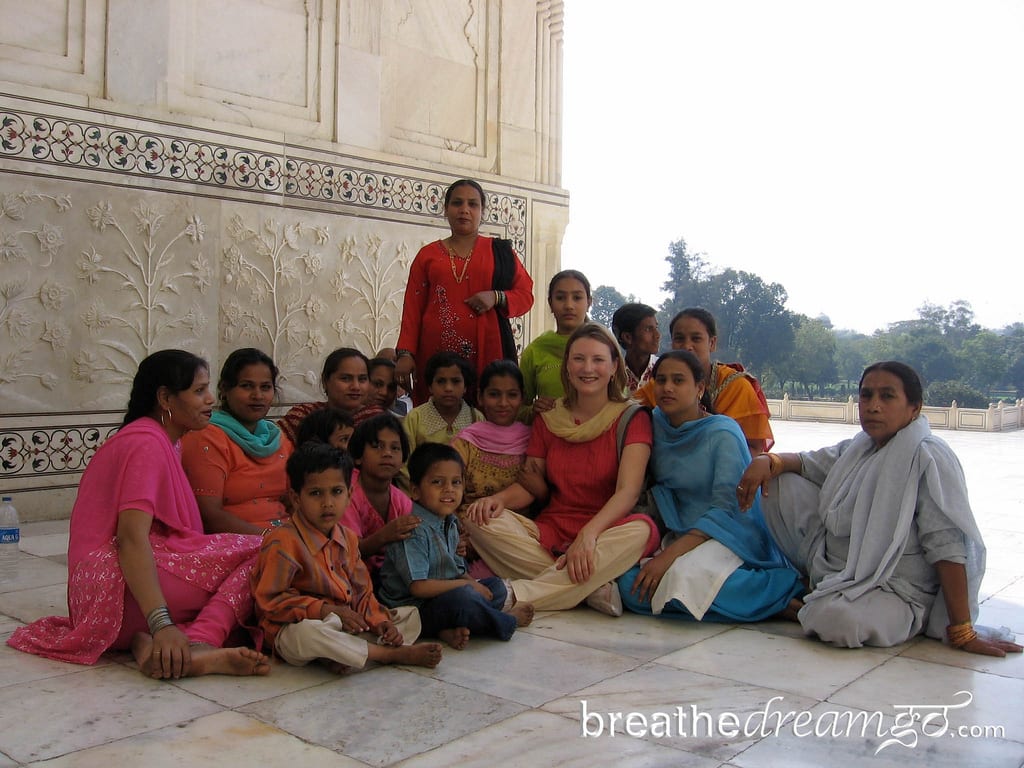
[540,399,630,443]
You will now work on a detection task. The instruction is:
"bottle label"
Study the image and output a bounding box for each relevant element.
[0,528,19,544]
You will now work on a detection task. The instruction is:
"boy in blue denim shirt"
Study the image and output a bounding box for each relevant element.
[379,443,534,648]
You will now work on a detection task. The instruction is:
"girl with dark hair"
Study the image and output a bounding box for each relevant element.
[451,360,531,511]
[620,351,802,622]
[9,350,271,678]
[519,269,592,418]
[277,347,384,444]
[395,179,535,405]
[342,413,419,581]
[181,347,292,535]
[403,351,483,455]
[737,361,1022,655]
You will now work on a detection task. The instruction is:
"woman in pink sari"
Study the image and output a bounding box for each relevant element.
[8,350,271,679]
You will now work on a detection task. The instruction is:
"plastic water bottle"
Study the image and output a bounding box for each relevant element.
[0,496,19,582]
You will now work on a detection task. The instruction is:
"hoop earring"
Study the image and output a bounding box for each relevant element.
[160,409,172,427]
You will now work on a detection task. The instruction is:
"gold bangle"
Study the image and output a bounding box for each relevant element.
[947,621,978,648]
[768,453,783,478]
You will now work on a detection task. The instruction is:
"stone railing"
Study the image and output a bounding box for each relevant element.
[767,395,1024,432]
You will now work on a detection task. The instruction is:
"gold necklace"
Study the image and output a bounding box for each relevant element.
[447,241,472,284]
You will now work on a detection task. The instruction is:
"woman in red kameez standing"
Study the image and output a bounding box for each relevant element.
[395,179,534,405]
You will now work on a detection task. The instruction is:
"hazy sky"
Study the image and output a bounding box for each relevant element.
[560,1,1024,334]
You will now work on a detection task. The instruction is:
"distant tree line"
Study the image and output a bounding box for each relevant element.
[592,238,1024,407]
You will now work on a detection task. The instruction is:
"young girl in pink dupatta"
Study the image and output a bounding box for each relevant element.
[451,361,532,579]
[8,350,270,679]
[452,361,531,509]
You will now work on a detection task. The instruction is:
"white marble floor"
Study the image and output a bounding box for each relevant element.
[1,422,1023,767]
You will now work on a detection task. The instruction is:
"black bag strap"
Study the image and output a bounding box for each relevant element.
[491,238,518,362]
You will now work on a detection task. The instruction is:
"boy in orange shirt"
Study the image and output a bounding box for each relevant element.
[251,442,441,671]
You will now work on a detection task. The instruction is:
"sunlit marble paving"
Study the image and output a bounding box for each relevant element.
[1,422,1023,767]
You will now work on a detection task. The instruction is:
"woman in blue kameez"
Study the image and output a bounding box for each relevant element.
[620,351,803,622]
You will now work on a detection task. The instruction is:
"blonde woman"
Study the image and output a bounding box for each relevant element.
[463,323,659,615]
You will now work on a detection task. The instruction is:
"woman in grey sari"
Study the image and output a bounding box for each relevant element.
[737,361,1021,656]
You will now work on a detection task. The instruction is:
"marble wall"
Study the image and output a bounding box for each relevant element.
[0,0,569,519]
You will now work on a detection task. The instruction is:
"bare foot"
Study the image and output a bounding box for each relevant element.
[438,627,471,650]
[132,635,270,678]
[507,602,535,628]
[131,632,158,677]
[189,644,272,676]
[370,642,443,668]
[776,597,804,623]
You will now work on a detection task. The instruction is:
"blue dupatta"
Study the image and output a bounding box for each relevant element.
[650,409,789,570]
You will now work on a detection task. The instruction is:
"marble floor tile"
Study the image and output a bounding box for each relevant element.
[0,634,111,688]
[742,619,925,656]
[0,663,223,763]
[654,627,892,700]
[23,710,361,768]
[0,616,22,635]
[830,656,1024,742]
[521,605,731,661]
[542,661,819,763]
[18,532,70,559]
[0,556,68,595]
[19,520,71,537]
[899,637,1024,681]
[992,576,1024,600]
[0,581,69,626]
[730,701,1024,768]
[403,630,641,707]
[393,709,721,768]
[240,665,526,767]
[0,583,69,624]
[976,597,1024,635]
[980,569,1022,601]
[170,657,339,708]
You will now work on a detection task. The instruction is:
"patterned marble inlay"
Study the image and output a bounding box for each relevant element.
[0,425,116,476]
[0,108,528,251]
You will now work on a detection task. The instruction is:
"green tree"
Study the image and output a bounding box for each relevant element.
[781,316,837,398]
[834,331,871,388]
[926,380,989,408]
[657,238,795,381]
[958,330,1008,395]
[590,284,634,329]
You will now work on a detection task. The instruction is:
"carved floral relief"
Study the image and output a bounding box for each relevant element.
[0,191,74,403]
[217,209,421,400]
[70,199,214,391]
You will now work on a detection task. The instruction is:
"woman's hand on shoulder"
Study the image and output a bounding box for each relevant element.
[737,454,773,511]
[465,496,505,526]
[148,624,192,679]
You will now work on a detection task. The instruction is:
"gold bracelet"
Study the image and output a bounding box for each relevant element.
[767,452,784,478]
[946,621,978,648]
